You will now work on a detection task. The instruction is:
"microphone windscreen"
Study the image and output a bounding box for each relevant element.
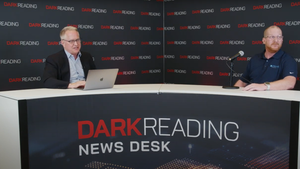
[239,51,244,57]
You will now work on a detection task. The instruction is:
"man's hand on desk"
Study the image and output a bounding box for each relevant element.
[68,81,86,89]
[242,83,267,91]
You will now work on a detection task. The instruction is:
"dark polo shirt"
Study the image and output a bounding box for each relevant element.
[240,49,297,84]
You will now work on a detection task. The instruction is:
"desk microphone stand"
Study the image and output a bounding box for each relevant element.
[222,60,239,89]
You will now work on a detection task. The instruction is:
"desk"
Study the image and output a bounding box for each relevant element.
[0,84,299,169]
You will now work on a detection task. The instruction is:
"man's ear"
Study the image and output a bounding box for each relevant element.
[262,37,266,44]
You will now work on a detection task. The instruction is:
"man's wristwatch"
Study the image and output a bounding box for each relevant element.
[264,82,270,91]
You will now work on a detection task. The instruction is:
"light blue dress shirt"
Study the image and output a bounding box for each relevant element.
[64,50,85,83]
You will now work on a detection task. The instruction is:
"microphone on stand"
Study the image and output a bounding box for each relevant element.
[222,50,244,89]
[229,51,244,61]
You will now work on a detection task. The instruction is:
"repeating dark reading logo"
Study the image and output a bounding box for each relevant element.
[192,70,213,75]
[192,9,214,14]
[4,2,37,9]
[274,21,300,26]
[0,21,19,27]
[113,10,135,15]
[46,5,74,11]
[7,41,39,46]
[220,6,245,12]
[82,8,107,13]
[253,3,282,10]
[29,23,59,28]
[67,24,94,29]
[141,69,161,74]
[118,71,136,75]
[141,12,161,16]
[9,76,41,82]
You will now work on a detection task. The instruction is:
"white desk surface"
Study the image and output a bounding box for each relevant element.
[160,84,300,101]
[0,84,300,101]
[0,84,162,100]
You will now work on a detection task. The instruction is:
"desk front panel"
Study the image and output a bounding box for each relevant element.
[19,93,297,169]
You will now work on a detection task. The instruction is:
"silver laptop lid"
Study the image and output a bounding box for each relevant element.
[83,68,119,90]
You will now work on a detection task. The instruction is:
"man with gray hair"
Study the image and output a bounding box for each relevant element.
[43,26,96,89]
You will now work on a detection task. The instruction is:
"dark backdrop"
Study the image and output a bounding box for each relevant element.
[0,0,163,90]
[1,0,300,91]
[165,0,300,89]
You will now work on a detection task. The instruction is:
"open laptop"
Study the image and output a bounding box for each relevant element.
[79,68,119,90]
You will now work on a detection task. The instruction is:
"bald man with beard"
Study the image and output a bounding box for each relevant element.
[234,25,297,91]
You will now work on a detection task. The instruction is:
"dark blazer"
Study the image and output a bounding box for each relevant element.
[43,50,96,89]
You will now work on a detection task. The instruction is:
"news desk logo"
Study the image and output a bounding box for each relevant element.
[167,69,187,74]
[118,71,136,75]
[4,2,37,9]
[113,10,135,15]
[29,23,59,28]
[141,41,161,45]
[82,8,107,13]
[192,9,214,14]
[130,26,151,31]
[67,24,94,29]
[0,59,21,64]
[0,21,19,27]
[167,41,186,45]
[192,70,213,75]
[220,40,245,45]
[291,2,300,6]
[207,24,231,29]
[141,69,161,74]
[114,41,136,45]
[7,41,39,46]
[9,76,41,83]
[192,41,214,45]
[82,41,108,46]
[30,58,45,63]
[131,55,152,60]
[274,21,300,26]
[238,23,265,28]
[253,3,282,10]
[167,11,187,16]
[180,25,201,30]
[102,56,125,61]
[77,118,239,156]
[47,41,61,45]
[141,12,161,16]
[180,55,200,60]
[101,25,124,30]
[46,5,74,11]
[220,6,246,12]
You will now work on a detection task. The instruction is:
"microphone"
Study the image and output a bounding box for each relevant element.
[229,51,244,61]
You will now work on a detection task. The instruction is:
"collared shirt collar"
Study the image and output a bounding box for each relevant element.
[64,50,82,59]
[261,49,283,60]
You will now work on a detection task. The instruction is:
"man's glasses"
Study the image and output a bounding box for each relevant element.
[264,35,284,40]
[62,39,81,44]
